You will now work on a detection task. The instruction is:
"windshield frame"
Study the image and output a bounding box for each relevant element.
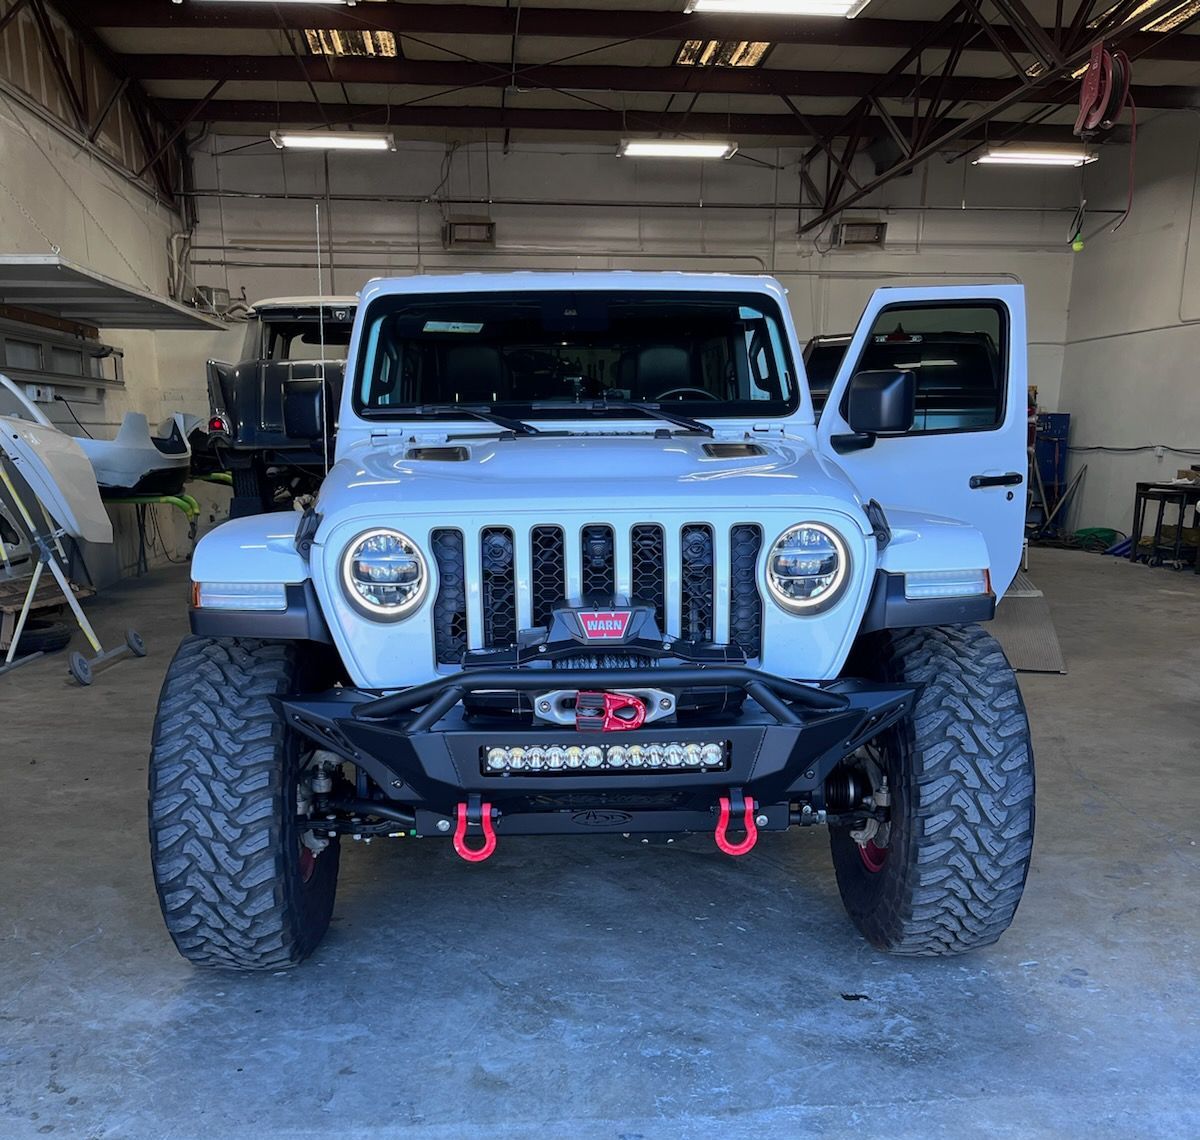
[350,288,802,424]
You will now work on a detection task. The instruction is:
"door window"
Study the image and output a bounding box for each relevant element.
[844,302,1006,434]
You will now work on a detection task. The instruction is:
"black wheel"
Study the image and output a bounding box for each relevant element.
[830,624,1035,955]
[148,636,340,970]
[15,618,72,655]
[68,651,92,686]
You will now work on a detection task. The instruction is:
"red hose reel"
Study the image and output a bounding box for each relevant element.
[1074,41,1137,230]
[1074,42,1132,138]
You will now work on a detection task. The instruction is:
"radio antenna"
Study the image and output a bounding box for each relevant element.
[315,202,329,476]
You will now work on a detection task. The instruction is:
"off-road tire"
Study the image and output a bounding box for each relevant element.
[148,636,339,969]
[830,624,1035,955]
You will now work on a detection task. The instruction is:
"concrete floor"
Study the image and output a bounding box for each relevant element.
[2,547,1198,1139]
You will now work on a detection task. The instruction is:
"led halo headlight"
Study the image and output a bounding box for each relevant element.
[766,522,850,613]
[340,528,428,620]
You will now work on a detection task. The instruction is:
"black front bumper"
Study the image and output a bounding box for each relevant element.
[279,665,916,837]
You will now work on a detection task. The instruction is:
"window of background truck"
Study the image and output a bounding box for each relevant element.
[844,302,1006,434]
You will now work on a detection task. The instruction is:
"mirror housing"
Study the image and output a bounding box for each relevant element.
[846,369,916,435]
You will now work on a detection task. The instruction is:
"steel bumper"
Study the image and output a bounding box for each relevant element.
[278,665,917,833]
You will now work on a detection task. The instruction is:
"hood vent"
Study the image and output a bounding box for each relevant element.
[405,446,470,462]
[703,442,767,459]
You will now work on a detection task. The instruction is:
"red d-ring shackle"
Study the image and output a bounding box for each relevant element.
[715,795,758,856]
[453,801,497,862]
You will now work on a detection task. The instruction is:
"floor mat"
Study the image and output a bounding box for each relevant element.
[1006,569,1044,598]
[992,591,1067,674]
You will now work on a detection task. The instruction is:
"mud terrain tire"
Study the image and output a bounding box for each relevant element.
[148,636,339,969]
[830,624,1035,955]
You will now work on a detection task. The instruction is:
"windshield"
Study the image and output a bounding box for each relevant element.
[354,291,798,420]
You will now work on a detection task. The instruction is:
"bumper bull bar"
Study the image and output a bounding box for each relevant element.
[278,665,917,835]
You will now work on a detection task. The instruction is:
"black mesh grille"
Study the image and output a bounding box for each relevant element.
[480,526,517,646]
[430,529,467,664]
[631,523,666,630]
[730,525,764,659]
[436,522,762,655]
[531,525,566,629]
[680,524,715,643]
[581,524,615,598]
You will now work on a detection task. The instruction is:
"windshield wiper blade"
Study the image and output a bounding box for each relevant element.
[406,404,540,436]
[583,399,714,438]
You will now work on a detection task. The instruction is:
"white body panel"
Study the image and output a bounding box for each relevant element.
[816,284,1027,596]
[190,513,309,584]
[0,415,112,543]
[77,412,191,491]
[310,433,874,687]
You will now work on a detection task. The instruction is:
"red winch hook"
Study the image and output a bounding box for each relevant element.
[715,793,759,857]
[453,799,497,863]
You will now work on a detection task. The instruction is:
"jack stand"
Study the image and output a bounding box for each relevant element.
[0,463,145,686]
[0,648,43,677]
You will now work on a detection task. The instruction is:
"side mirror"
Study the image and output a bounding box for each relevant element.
[846,369,915,435]
[282,377,327,441]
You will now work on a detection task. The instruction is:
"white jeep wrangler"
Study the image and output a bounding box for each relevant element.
[149,273,1035,970]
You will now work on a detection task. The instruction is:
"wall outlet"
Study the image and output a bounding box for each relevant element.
[24,384,54,403]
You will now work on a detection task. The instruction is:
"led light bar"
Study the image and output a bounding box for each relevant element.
[270,130,395,152]
[618,138,738,159]
[685,0,874,18]
[482,741,729,775]
[193,581,288,611]
[973,147,1097,168]
[904,570,989,599]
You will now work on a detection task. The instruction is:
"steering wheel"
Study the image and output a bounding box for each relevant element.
[654,386,720,402]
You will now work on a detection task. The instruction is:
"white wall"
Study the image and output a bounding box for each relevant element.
[1060,110,1200,531]
[187,136,1078,411]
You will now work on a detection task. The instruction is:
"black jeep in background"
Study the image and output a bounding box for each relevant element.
[207,297,356,516]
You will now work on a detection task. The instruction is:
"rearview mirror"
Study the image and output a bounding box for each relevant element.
[846,369,915,435]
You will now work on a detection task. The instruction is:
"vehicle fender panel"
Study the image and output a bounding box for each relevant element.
[191,513,309,584]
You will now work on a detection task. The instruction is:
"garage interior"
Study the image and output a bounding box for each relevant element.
[2,0,1198,1136]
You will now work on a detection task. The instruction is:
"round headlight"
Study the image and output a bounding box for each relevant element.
[766,523,849,613]
[341,529,428,620]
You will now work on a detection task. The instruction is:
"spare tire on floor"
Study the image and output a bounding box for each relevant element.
[14,618,73,655]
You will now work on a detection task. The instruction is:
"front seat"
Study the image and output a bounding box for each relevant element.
[621,345,693,401]
[443,344,508,403]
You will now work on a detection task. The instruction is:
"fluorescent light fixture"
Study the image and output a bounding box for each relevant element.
[270,130,395,151]
[685,0,874,18]
[973,147,1098,168]
[618,138,738,159]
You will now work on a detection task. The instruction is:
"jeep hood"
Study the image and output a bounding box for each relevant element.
[318,433,866,527]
